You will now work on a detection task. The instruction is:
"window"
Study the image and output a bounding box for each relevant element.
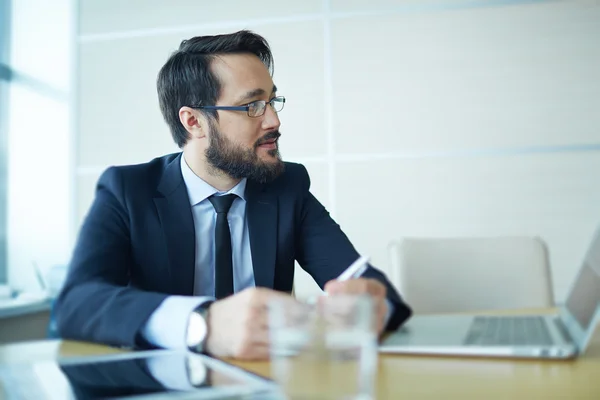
[1,0,74,291]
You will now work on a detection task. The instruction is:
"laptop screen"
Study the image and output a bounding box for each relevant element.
[565,237,600,331]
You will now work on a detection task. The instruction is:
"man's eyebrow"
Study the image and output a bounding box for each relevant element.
[237,88,264,103]
[237,85,278,103]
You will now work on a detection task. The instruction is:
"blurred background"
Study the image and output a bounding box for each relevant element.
[1,0,599,307]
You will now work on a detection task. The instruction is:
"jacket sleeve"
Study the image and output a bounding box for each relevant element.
[293,164,412,331]
[55,167,167,348]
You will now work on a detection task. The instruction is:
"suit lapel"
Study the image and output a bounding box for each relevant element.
[154,153,196,295]
[245,180,278,289]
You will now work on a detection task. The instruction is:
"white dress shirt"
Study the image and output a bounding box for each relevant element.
[141,155,255,349]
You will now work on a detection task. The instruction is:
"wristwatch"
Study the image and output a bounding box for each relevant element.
[186,301,212,353]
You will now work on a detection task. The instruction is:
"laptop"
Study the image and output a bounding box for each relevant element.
[379,228,600,359]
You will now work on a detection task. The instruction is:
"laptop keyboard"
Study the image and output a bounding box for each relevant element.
[464,316,554,346]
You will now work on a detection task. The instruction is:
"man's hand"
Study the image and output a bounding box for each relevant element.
[205,287,292,360]
[324,278,388,334]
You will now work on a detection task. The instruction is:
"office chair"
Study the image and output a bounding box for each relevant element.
[388,236,555,314]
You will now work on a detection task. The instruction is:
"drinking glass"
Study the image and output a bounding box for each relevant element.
[269,294,378,400]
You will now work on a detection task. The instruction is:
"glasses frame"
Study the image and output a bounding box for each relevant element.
[190,96,285,118]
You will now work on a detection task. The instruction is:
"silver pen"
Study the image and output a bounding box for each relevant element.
[336,255,370,281]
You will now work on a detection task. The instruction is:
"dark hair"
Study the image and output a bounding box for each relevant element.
[157,30,274,148]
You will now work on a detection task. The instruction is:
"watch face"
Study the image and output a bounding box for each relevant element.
[186,312,208,349]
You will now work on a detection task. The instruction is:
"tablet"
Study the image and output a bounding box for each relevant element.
[0,350,279,399]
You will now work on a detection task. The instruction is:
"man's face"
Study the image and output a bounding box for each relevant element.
[204,53,284,183]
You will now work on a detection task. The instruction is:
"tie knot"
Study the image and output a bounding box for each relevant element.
[208,194,237,214]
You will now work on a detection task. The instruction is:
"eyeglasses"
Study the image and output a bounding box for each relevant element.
[191,96,285,118]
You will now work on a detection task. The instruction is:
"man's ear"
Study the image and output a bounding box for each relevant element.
[179,106,207,139]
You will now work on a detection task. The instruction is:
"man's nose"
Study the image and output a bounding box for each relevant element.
[261,104,281,131]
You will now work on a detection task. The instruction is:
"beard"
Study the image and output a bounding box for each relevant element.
[205,120,285,184]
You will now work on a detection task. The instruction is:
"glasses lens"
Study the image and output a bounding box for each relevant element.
[248,101,266,117]
[271,97,285,113]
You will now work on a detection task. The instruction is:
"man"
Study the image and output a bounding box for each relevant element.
[56,30,411,360]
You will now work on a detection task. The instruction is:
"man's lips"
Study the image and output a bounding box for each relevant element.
[259,139,278,148]
[256,131,281,148]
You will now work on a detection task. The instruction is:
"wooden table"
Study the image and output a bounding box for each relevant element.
[1,309,599,399]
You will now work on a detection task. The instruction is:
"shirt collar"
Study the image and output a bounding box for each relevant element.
[180,153,247,206]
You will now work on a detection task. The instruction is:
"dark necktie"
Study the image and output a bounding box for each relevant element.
[208,194,237,299]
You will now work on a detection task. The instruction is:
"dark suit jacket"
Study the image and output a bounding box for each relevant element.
[55,153,411,348]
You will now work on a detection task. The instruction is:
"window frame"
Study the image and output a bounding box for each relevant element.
[0,0,12,284]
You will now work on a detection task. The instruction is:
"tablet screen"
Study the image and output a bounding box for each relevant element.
[0,350,276,399]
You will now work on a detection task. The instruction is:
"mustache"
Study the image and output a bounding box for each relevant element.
[254,131,281,147]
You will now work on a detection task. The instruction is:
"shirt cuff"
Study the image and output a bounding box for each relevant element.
[140,295,214,350]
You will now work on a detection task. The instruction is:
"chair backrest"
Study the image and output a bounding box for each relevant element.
[388,236,554,314]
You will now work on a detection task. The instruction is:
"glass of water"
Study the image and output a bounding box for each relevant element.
[268,294,378,400]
